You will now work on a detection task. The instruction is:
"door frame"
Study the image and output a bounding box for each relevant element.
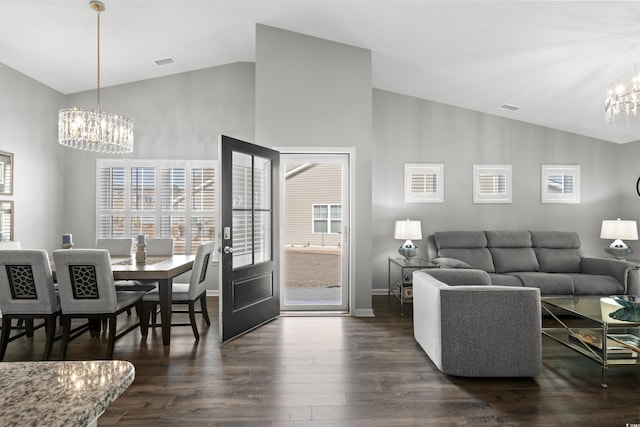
[276,147,355,314]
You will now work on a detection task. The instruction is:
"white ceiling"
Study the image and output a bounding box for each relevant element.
[2,0,640,144]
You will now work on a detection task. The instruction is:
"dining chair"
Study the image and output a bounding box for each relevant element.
[0,241,21,250]
[141,241,215,341]
[0,249,60,360]
[52,249,148,359]
[146,238,174,257]
[0,241,21,320]
[96,238,133,255]
[96,237,155,294]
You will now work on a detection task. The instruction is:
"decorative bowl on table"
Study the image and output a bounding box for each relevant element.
[608,296,640,322]
[612,295,640,309]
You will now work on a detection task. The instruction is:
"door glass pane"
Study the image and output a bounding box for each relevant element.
[254,211,271,263]
[283,160,345,308]
[233,210,252,268]
[254,156,271,210]
[233,152,252,210]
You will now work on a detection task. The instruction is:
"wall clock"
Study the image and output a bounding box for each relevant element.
[636,174,640,199]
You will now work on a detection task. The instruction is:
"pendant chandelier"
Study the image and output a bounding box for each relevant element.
[58,1,133,153]
[604,64,640,127]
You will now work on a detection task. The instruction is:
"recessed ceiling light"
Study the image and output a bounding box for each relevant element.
[498,103,520,112]
[154,57,175,66]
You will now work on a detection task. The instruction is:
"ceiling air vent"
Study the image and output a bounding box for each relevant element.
[154,57,175,66]
[498,103,520,112]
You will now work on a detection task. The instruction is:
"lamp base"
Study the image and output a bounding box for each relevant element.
[604,246,633,260]
[398,240,418,260]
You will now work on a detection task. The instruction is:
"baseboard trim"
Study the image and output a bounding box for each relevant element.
[371,288,389,296]
[352,308,375,317]
[206,290,220,297]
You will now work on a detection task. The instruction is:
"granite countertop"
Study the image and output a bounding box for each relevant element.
[0,360,134,427]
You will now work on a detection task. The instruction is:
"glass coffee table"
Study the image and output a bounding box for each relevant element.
[541,296,640,387]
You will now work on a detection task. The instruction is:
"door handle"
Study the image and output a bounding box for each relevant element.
[223,246,233,254]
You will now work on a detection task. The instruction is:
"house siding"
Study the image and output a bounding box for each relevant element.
[284,163,342,247]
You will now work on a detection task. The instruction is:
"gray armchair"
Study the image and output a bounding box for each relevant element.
[413,269,541,377]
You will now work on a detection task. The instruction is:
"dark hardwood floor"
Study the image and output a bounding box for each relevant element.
[2,295,639,426]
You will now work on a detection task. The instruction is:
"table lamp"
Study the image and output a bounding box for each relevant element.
[394,219,422,260]
[600,218,638,260]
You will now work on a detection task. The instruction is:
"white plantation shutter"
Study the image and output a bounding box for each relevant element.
[404,163,444,203]
[478,174,507,194]
[97,160,216,255]
[541,165,580,204]
[473,165,512,203]
[98,167,126,237]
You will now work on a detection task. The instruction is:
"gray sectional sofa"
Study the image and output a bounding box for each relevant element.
[425,230,639,296]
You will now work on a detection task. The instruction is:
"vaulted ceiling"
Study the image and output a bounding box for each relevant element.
[2,1,639,143]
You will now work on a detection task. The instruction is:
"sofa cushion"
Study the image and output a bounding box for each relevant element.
[566,274,625,295]
[534,248,582,273]
[530,231,581,249]
[432,257,472,269]
[486,230,532,248]
[490,248,540,273]
[438,248,495,273]
[434,231,487,249]
[488,273,523,287]
[509,272,574,295]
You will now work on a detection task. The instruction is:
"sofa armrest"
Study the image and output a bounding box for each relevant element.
[439,286,541,377]
[416,268,491,286]
[581,257,635,293]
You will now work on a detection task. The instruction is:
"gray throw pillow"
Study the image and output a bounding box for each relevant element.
[433,257,473,269]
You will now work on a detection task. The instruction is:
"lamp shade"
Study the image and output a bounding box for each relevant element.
[600,219,639,240]
[394,219,422,240]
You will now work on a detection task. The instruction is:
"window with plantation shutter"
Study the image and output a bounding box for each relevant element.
[473,164,512,203]
[97,160,216,255]
[404,163,444,203]
[541,164,580,204]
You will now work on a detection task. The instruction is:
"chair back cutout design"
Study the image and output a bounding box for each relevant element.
[0,250,57,315]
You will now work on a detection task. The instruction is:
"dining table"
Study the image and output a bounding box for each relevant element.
[108,255,195,354]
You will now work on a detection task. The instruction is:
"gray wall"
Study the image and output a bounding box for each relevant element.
[0,62,66,251]
[255,25,374,316]
[372,89,639,292]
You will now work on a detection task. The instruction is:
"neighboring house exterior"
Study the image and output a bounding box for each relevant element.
[284,163,342,248]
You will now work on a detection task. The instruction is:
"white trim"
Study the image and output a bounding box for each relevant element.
[276,147,355,315]
[352,308,375,317]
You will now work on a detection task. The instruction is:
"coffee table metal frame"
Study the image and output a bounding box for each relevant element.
[541,296,640,388]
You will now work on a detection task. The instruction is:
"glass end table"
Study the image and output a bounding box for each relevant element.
[388,257,438,315]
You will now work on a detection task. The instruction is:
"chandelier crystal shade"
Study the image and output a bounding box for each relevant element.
[58,1,133,153]
[604,66,640,127]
